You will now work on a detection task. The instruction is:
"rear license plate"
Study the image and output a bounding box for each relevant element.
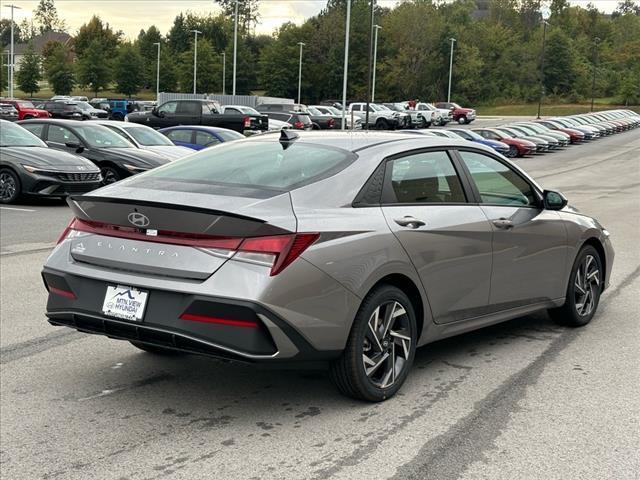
[102,285,148,321]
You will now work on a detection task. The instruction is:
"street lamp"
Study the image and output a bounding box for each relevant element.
[537,8,551,119]
[6,4,21,99]
[364,0,375,130]
[153,42,160,101]
[372,25,381,102]
[341,0,351,130]
[232,0,239,96]
[191,30,202,95]
[590,37,601,112]
[222,51,226,95]
[447,37,456,103]
[297,42,305,105]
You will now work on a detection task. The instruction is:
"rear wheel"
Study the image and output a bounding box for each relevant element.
[375,118,389,130]
[330,285,417,402]
[548,245,602,327]
[130,341,185,355]
[0,169,21,204]
[507,145,519,158]
[420,117,429,129]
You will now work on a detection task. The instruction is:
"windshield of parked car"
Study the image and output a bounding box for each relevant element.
[74,125,135,148]
[497,127,521,137]
[455,129,484,141]
[74,102,94,111]
[307,107,325,116]
[18,101,35,108]
[120,125,174,146]
[0,121,47,147]
[144,141,354,191]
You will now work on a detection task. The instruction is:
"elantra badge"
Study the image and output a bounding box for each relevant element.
[128,212,150,227]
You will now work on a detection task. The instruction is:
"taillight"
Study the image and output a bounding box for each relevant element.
[234,233,319,276]
[243,116,251,128]
[328,118,335,128]
[293,121,304,129]
[56,218,76,244]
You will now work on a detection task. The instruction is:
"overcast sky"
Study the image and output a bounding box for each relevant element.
[1,0,623,39]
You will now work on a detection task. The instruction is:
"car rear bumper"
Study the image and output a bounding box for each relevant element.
[43,268,342,364]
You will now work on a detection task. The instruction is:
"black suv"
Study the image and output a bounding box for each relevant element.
[43,101,83,120]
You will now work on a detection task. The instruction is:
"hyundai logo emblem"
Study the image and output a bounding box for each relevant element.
[128,212,150,227]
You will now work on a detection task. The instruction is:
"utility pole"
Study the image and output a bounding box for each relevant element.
[341,0,351,131]
[590,37,601,112]
[447,38,456,103]
[537,20,549,119]
[153,42,160,101]
[222,51,226,95]
[372,25,381,102]
[297,42,305,105]
[191,30,202,95]
[232,0,239,96]
[7,4,21,99]
[364,0,375,130]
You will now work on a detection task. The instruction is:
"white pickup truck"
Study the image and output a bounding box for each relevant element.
[415,102,452,126]
[347,103,401,129]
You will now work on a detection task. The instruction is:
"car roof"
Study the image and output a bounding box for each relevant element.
[158,125,241,134]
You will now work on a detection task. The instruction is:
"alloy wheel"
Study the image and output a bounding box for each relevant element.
[574,254,600,317]
[362,301,412,389]
[0,172,17,202]
[508,145,518,158]
[100,167,120,185]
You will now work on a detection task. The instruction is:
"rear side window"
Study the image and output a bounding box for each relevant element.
[384,151,466,204]
[178,102,200,115]
[145,141,355,191]
[195,131,220,147]
[165,129,193,143]
[21,123,44,138]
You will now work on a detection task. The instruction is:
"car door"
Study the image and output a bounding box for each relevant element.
[194,130,221,149]
[45,124,83,152]
[455,149,568,311]
[172,101,201,126]
[380,149,493,324]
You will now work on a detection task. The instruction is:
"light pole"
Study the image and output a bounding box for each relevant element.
[447,37,456,103]
[341,0,351,130]
[297,42,305,105]
[222,51,226,95]
[232,0,239,96]
[536,20,548,119]
[372,24,381,102]
[191,30,202,95]
[153,42,160,101]
[590,37,601,112]
[7,4,21,99]
[364,0,375,130]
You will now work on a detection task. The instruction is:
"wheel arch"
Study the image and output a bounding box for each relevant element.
[367,273,425,341]
[580,236,607,292]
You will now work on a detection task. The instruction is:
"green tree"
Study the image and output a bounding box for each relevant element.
[43,43,75,95]
[159,48,178,92]
[76,40,112,97]
[75,16,121,57]
[543,29,578,95]
[0,19,22,47]
[178,38,219,93]
[16,43,42,97]
[0,62,7,95]
[215,0,260,31]
[33,0,66,34]
[114,43,144,97]
[136,26,162,89]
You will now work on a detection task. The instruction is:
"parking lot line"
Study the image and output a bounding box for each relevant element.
[0,206,37,212]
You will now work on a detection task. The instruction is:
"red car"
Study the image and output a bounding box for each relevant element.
[2,99,50,120]
[535,120,585,143]
[473,127,536,158]
[434,101,476,124]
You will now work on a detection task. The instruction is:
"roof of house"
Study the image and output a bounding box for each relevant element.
[3,31,72,55]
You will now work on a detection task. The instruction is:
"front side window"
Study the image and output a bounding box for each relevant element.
[458,151,536,206]
[166,129,193,143]
[195,131,219,147]
[47,125,80,144]
[385,151,466,204]
[158,102,177,114]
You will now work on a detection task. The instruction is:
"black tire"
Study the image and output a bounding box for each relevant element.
[507,145,519,158]
[420,117,429,129]
[375,118,389,130]
[312,123,321,130]
[130,341,185,355]
[330,285,417,402]
[458,115,467,125]
[548,245,603,327]
[112,112,124,121]
[100,165,122,185]
[0,168,21,204]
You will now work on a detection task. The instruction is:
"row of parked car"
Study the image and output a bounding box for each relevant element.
[1,108,636,204]
[399,109,638,158]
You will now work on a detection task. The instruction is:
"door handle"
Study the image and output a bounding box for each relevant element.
[394,216,426,229]
[492,218,514,229]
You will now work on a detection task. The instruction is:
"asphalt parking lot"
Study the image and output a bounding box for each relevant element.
[1,118,639,480]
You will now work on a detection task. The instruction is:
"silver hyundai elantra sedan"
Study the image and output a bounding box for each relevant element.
[43,130,614,401]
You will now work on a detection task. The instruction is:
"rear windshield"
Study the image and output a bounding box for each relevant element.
[144,140,355,191]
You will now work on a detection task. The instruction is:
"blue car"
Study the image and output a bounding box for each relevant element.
[447,128,510,155]
[158,126,245,151]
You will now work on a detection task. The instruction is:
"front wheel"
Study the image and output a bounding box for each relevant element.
[100,165,122,185]
[507,145,519,158]
[330,285,417,402]
[0,169,21,204]
[458,115,467,125]
[548,245,603,327]
[375,118,389,130]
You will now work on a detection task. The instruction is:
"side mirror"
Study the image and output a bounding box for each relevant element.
[151,107,159,117]
[543,190,567,210]
[65,141,84,153]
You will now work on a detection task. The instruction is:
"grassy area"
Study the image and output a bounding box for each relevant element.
[5,86,158,100]
[477,102,640,117]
